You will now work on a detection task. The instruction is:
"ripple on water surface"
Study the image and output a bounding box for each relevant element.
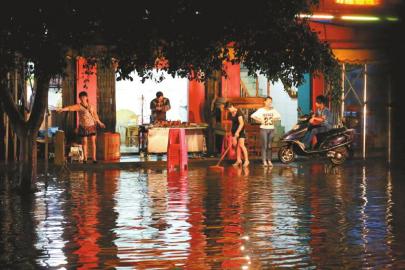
[1,162,405,269]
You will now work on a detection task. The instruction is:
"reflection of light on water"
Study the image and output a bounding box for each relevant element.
[358,165,394,266]
[113,170,191,266]
[385,171,394,260]
[360,166,369,248]
[386,171,393,233]
[10,163,401,268]
[268,176,311,262]
[35,184,67,268]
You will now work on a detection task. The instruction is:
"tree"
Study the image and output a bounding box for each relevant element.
[0,0,337,191]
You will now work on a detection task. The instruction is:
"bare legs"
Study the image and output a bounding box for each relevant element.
[82,136,88,161]
[81,135,97,162]
[232,137,249,167]
[90,135,97,161]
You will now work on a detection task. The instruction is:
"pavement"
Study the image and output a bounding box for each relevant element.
[0,148,390,172]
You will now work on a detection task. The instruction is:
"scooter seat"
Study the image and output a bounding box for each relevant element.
[320,127,346,137]
[316,127,347,144]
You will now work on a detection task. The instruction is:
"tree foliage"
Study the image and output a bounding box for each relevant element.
[0,0,339,189]
[1,0,337,85]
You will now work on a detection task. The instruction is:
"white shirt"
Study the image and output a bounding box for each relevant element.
[250,107,281,129]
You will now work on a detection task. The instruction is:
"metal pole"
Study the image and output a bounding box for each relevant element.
[5,72,10,164]
[341,63,345,122]
[267,79,270,96]
[363,64,367,160]
[44,102,49,172]
[388,76,392,164]
[4,114,9,164]
[13,69,18,161]
[255,76,259,97]
[141,94,144,125]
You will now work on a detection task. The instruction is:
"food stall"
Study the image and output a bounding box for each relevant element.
[139,121,208,154]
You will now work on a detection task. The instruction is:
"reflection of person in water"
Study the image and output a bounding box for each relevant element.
[150,91,171,122]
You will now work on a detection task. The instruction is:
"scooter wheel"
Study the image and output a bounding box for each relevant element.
[329,146,348,165]
[278,145,295,164]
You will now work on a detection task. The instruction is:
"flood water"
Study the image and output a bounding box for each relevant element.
[1,160,405,269]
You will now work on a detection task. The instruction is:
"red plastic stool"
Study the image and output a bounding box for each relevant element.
[221,134,236,159]
[167,128,188,173]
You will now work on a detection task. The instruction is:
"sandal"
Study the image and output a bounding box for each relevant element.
[232,161,242,167]
[243,161,250,167]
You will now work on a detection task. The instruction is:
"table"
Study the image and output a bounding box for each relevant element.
[142,126,207,154]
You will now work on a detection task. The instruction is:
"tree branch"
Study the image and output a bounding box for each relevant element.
[0,75,27,138]
[28,70,50,132]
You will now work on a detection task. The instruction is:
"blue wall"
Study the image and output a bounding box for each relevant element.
[298,74,311,115]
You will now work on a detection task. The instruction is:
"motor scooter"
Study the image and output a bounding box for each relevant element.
[278,111,355,165]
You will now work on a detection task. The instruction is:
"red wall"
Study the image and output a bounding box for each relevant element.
[312,74,325,111]
[76,57,97,119]
[188,80,205,123]
[187,62,242,123]
[222,62,240,98]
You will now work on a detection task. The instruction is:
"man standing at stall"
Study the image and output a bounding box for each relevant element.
[150,91,171,123]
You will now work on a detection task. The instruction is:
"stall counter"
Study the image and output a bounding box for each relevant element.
[146,126,207,153]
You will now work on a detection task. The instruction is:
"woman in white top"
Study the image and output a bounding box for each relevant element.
[250,96,281,166]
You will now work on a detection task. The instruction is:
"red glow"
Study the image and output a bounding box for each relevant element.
[76,57,97,127]
[335,0,380,5]
[188,79,205,123]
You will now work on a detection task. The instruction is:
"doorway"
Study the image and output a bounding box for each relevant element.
[115,70,189,154]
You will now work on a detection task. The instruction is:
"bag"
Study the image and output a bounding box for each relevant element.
[310,118,323,126]
[69,145,84,162]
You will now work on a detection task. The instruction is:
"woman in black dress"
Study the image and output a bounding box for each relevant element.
[224,102,249,167]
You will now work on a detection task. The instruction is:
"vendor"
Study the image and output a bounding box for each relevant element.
[150,91,171,122]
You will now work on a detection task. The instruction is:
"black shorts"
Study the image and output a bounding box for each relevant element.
[78,125,97,137]
[232,129,246,139]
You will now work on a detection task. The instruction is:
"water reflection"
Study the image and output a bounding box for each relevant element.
[35,178,67,268]
[1,161,405,268]
[0,173,38,269]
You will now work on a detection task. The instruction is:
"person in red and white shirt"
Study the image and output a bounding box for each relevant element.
[251,96,281,167]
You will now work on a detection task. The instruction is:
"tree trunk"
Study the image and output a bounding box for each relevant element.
[0,67,49,192]
[17,133,36,191]
[20,72,49,192]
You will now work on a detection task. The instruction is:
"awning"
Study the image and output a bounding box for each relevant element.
[332,48,384,63]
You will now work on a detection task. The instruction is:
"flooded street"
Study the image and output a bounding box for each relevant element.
[1,160,405,269]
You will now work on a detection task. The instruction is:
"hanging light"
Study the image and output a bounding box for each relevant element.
[335,0,380,5]
[386,16,399,22]
[298,14,335,20]
[341,15,380,21]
